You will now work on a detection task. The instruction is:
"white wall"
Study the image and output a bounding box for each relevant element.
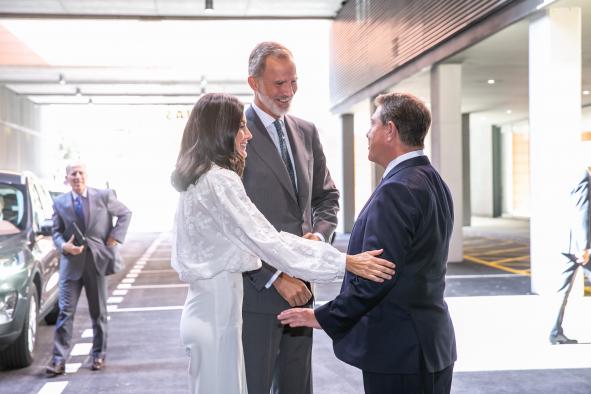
[0,86,43,176]
[469,115,494,216]
[583,106,591,130]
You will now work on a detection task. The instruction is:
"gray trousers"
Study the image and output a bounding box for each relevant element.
[52,252,108,362]
[243,311,313,394]
[551,258,591,337]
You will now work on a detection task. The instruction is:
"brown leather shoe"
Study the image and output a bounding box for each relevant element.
[46,360,65,376]
[91,357,105,371]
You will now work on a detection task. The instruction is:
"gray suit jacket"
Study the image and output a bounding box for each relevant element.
[568,169,591,254]
[52,187,132,280]
[242,106,340,314]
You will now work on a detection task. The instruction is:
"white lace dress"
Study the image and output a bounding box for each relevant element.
[171,165,345,394]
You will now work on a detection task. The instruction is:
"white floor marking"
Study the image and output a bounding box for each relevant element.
[107,296,124,304]
[135,269,176,274]
[65,363,82,373]
[81,329,93,338]
[70,343,92,356]
[107,304,118,312]
[110,305,183,313]
[126,273,139,278]
[446,273,527,279]
[117,283,132,289]
[130,269,142,273]
[112,289,128,296]
[121,278,135,284]
[38,381,68,394]
[127,284,188,289]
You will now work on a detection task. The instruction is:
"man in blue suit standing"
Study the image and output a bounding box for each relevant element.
[46,162,132,376]
[279,92,456,393]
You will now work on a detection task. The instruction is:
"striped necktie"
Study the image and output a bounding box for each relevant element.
[273,119,297,193]
[74,195,86,231]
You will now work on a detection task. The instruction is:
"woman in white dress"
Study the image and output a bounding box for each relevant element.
[170,93,395,394]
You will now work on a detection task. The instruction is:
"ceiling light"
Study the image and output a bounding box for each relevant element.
[75,88,82,97]
[487,79,495,85]
[205,0,213,12]
[584,90,590,95]
[506,109,512,114]
[58,73,66,85]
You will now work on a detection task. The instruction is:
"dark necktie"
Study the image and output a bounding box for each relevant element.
[273,119,297,193]
[74,195,86,231]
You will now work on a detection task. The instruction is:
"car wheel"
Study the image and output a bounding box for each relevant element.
[0,285,39,369]
[44,301,60,325]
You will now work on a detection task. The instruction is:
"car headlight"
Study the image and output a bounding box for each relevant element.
[0,255,25,277]
[0,291,18,324]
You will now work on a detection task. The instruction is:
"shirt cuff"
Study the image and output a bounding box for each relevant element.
[314,232,326,243]
[265,270,282,289]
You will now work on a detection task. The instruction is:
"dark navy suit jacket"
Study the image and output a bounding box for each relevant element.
[315,155,457,374]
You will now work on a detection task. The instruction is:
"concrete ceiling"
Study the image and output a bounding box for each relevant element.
[0,0,342,105]
[0,0,588,121]
[391,0,590,126]
[0,0,344,18]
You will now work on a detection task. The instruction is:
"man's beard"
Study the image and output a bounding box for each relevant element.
[257,89,291,117]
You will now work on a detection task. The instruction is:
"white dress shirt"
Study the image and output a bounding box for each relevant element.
[382,150,426,179]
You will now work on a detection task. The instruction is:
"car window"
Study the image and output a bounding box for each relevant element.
[33,182,53,221]
[0,184,26,234]
[29,182,45,232]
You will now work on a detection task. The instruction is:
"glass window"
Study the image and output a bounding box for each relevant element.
[0,184,27,234]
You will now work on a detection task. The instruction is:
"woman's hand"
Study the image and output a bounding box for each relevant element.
[346,249,395,282]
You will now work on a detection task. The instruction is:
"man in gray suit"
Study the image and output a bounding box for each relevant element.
[46,162,131,376]
[241,41,340,394]
[549,168,591,344]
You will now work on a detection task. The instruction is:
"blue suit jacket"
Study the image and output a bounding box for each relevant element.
[315,155,457,374]
[52,188,132,280]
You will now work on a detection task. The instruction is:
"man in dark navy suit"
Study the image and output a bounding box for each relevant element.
[279,92,456,393]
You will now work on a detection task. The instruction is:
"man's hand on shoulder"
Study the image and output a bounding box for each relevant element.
[106,236,118,247]
[273,273,312,307]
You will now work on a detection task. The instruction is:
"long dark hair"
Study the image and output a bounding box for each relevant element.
[171,93,245,192]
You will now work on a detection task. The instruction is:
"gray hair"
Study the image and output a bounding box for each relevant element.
[65,160,87,175]
[248,42,294,78]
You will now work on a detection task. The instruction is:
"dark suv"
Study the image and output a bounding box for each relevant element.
[0,171,60,368]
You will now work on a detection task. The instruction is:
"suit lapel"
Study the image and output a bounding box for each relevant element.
[64,193,76,223]
[86,188,95,230]
[284,115,308,209]
[246,107,299,204]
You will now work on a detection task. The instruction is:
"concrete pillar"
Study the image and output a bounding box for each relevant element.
[462,113,471,226]
[341,113,355,233]
[529,7,582,295]
[430,64,464,262]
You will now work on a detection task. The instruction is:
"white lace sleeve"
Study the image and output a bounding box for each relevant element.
[204,167,346,283]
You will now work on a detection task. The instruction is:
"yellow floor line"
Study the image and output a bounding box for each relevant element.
[473,246,530,257]
[486,255,530,264]
[463,243,528,254]
[463,255,531,275]
[466,237,524,245]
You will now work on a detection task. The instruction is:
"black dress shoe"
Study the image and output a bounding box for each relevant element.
[46,360,65,376]
[550,333,578,345]
[91,357,105,371]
